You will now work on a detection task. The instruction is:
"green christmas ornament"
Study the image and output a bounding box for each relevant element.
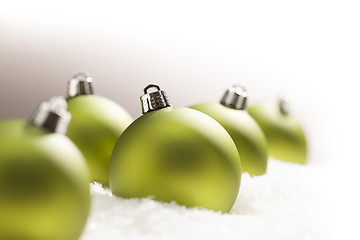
[248,99,307,164]
[66,72,133,186]
[109,84,241,213]
[190,85,268,176]
[0,97,90,240]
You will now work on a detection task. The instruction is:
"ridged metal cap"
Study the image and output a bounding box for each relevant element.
[140,84,171,114]
[68,71,94,98]
[220,85,247,110]
[279,98,290,115]
[30,96,71,134]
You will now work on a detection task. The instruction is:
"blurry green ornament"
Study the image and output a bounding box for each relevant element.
[66,72,133,186]
[248,99,307,164]
[110,84,241,213]
[190,85,268,176]
[0,97,90,240]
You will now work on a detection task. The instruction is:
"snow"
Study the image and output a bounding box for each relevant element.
[80,159,334,240]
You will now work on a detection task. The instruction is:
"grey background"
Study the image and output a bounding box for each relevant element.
[1,1,359,166]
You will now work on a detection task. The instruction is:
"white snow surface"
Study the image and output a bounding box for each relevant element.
[79,158,346,240]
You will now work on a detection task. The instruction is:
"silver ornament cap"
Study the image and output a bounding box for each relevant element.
[30,96,71,134]
[279,98,290,115]
[220,84,247,110]
[68,71,94,98]
[140,84,171,114]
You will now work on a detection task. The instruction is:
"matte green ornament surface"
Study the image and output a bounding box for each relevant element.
[0,120,90,240]
[248,103,307,164]
[67,95,133,186]
[110,107,241,213]
[190,103,268,176]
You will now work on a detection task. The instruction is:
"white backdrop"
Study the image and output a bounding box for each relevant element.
[1,0,359,165]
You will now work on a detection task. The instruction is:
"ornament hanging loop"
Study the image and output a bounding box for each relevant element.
[144,84,161,93]
[140,84,172,114]
[220,84,247,110]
